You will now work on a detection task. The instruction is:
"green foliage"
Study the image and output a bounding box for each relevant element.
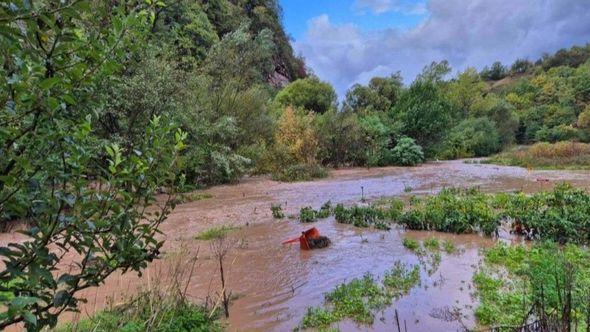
[398,184,590,244]
[359,114,395,166]
[442,240,457,254]
[275,77,337,114]
[0,2,187,329]
[510,58,533,75]
[316,201,333,219]
[343,74,403,113]
[299,207,317,223]
[474,242,590,329]
[195,225,239,240]
[399,188,499,235]
[315,110,368,167]
[503,183,590,243]
[402,238,420,252]
[300,262,420,329]
[56,292,220,332]
[488,142,590,170]
[272,163,328,182]
[334,204,390,230]
[480,61,508,81]
[442,118,501,159]
[423,237,440,251]
[382,262,421,297]
[391,137,425,166]
[270,204,285,219]
[392,80,453,156]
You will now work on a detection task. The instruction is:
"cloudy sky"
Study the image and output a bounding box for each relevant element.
[280,0,590,98]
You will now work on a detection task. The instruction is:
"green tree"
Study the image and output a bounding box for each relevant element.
[343,74,402,112]
[0,1,185,329]
[275,77,337,114]
[392,81,453,156]
[480,61,507,81]
[442,118,501,158]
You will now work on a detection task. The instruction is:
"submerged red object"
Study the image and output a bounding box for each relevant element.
[282,227,330,250]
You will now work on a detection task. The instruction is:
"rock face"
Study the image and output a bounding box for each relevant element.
[268,71,291,88]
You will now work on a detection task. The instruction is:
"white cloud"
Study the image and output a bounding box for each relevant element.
[295,0,590,98]
[353,0,428,15]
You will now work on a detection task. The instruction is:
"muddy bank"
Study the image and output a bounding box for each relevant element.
[2,160,590,331]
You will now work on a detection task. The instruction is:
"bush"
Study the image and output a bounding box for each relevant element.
[274,77,337,114]
[391,137,425,166]
[399,188,498,235]
[270,204,285,219]
[57,293,220,332]
[334,204,390,230]
[272,163,328,182]
[299,207,317,223]
[441,118,501,158]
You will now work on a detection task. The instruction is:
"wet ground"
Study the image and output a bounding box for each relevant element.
[4,160,590,331]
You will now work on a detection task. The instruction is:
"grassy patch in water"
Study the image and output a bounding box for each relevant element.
[299,262,420,329]
[177,192,214,204]
[195,225,239,240]
[334,204,391,230]
[270,203,285,219]
[474,242,590,329]
[398,184,590,244]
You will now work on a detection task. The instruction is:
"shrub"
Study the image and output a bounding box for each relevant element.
[441,118,501,158]
[334,204,390,230]
[402,238,420,251]
[391,137,425,166]
[272,163,328,182]
[57,292,220,332]
[475,243,590,328]
[299,207,317,223]
[316,201,333,219]
[195,225,239,240]
[399,188,498,235]
[270,204,285,219]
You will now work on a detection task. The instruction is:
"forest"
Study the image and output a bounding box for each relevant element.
[2,0,590,331]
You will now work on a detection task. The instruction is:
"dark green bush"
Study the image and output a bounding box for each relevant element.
[442,118,501,158]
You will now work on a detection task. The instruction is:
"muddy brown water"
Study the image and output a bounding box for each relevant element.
[3,160,590,331]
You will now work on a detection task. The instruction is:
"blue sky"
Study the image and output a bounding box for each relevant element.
[278,0,590,99]
[280,0,427,40]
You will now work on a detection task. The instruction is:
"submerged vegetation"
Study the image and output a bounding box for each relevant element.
[475,243,590,330]
[299,262,420,329]
[195,225,239,241]
[296,183,590,244]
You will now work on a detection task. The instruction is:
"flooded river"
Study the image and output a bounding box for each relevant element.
[4,160,590,331]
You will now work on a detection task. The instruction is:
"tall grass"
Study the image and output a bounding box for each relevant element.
[488,141,590,169]
[57,248,220,332]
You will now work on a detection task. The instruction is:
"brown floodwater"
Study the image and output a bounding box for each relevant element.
[3,160,590,331]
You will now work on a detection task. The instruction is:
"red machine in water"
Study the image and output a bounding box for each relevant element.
[282,227,330,250]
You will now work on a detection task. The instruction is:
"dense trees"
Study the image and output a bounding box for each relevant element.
[274,76,337,114]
